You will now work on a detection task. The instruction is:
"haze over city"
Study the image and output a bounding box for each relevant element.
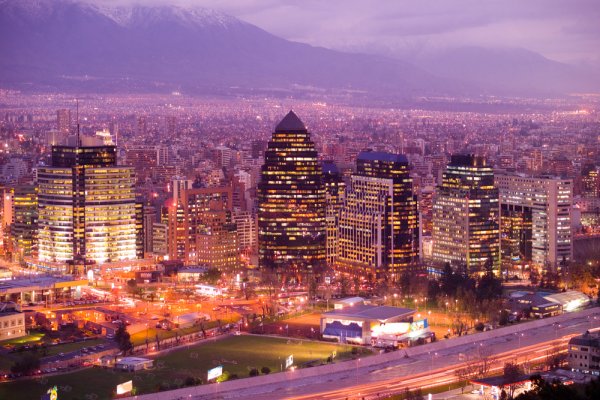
[0,1,600,400]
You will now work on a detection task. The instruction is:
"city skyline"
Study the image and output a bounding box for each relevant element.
[1,1,600,399]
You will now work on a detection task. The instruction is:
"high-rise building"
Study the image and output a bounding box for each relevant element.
[258,111,326,275]
[322,161,345,268]
[125,146,158,184]
[10,184,38,257]
[37,135,137,265]
[581,164,599,198]
[432,154,500,275]
[337,151,418,280]
[137,116,147,136]
[56,109,71,133]
[167,186,238,270]
[496,172,573,270]
[418,185,435,259]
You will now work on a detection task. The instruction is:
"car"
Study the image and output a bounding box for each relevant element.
[58,353,65,358]
[106,334,114,339]
[233,331,241,336]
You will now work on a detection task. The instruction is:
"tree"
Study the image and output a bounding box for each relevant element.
[115,323,133,355]
[452,317,469,336]
[477,272,503,301]
[203,268,221,285]
[502,362,524,399]
[339,275,350,297]
[11,353,40,375]
[514,374,585,400]
[399,271,411,296]
[260,366,271,375]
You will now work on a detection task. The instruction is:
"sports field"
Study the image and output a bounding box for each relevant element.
[0,334,371,399]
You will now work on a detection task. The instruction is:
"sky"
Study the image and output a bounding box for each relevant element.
[93,0,600,65]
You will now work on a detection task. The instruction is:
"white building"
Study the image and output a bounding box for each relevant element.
[496,173,573,269]
[0,303,26,341]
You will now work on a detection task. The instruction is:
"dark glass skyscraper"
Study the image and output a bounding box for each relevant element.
[258,111,326,275]
[432,154,500,276]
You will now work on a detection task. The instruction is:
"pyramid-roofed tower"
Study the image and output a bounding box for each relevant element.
[258,111,326,275]
[275,110,306,132]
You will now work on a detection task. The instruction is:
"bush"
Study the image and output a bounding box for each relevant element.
[474,322,485,331]
[260,366,271,375]
[184,376,196,386]
[216,371,230,382]
[351,347,358,355]
[249,368,259,377]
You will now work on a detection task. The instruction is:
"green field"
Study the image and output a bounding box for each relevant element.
[0,335,371,400]
[0,332,46,346]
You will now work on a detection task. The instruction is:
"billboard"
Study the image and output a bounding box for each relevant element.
[285,354,293,369]
[208,365,223,381]
[116,381,133,395]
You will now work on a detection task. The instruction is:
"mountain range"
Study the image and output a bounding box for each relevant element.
[0,0,597,97]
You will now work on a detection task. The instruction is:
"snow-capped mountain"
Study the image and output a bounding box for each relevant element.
[0,0,595,96]
[0,0,452,95]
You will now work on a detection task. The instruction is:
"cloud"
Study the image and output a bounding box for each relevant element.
[88,0,600,65]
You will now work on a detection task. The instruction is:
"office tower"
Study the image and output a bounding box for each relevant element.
[152,222,168,256]
[258,111,326,274]
[56,109,71,133]
[432,154,500,276]
[165,116,176,137]
[37,135,137,266]
[125,146,158,184]
[156,145,170,166]
[167,186,238,270]
[10,184,38,257]
[496,173,573,271]
[135,201,144,260]
[322,161,345,267]
[143,205,156,255]
[214,146,233,168]
[581,164,599,198]
[137,116,147,136]
[233,210,256,257]
[338,151,418,280]
[171,177,193,205]
[419,185,435,259]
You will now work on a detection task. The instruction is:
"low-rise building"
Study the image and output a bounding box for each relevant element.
[568,330,600,376]
[320,304,428,346]
[115,357,153,372]
[0,302,26,340]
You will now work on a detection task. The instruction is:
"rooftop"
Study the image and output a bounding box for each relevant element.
[275,110,306,132]
[322,304,414,321]
[357,151,408,164]
[0,276,86,294]
[569,331,600,348]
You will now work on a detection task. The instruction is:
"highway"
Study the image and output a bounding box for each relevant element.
[196,308,600,400]
[284,337,573,400]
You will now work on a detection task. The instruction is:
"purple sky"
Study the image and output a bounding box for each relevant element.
[93,0,600,65]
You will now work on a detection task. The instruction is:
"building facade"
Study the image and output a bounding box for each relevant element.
[10,184,38,257]
[337,151,418,280]
[37,135,137,265]
[432,154,500,275]
[496,173,573,270]
[322,161,345,268]
[258,111,326,275]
